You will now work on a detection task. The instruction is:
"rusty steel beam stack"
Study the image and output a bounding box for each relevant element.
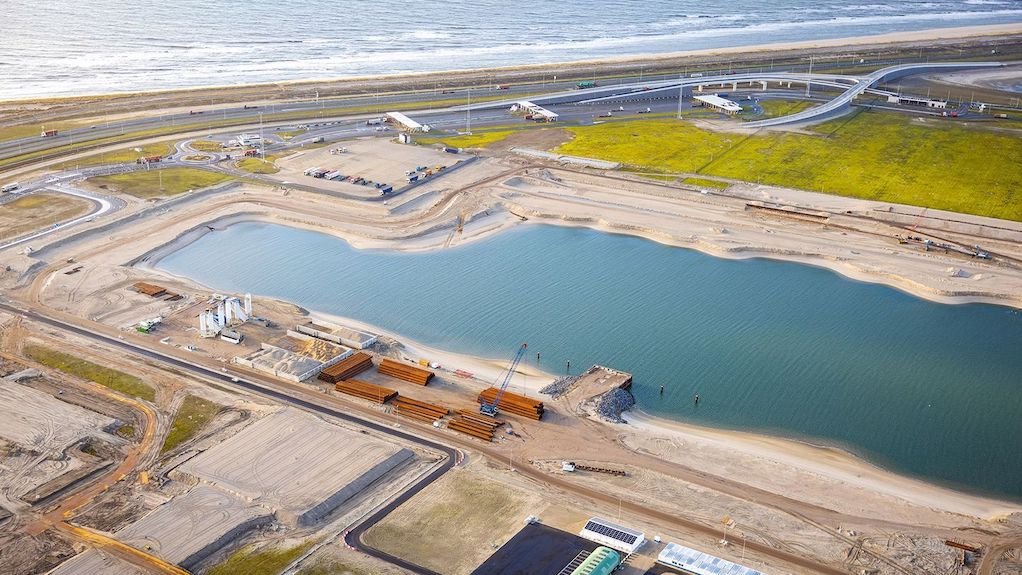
[454,409,505,431]
[378,358,434,386]
[318,352,374,383]
[447,415,498,441]
[334,379,397,404]
[477,387,544,420]
[392,395,448,423]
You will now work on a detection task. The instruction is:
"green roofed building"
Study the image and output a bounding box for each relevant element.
[570,546,620,575]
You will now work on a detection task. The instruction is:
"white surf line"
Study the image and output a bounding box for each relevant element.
[0,183,116,251]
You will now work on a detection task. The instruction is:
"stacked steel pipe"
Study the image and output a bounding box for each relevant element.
[392,395,448,423]
[318,352,373,383]
[334,379,397,404]
[378,358,434,386]
[447,414,500,441]
[477,387,544,420]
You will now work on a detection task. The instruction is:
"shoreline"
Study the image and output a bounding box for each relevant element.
[133,208,1022,312]
[135,216,1022,514]
[3,23,1021,104]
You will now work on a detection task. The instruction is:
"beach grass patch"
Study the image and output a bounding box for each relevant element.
[0,192,92,241]
[189,140,223,152]
[235,156,281,174]
[751,99,814,120]
[683,177,731,189]
[89,167,233,198]
[24,345,155,402]
[161,395,220,453]
[207,541,314,575]
[556,110,1022,221]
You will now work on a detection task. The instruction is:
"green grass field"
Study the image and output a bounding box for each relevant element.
[160,395,220,453]
[208,542,313,575]
[189,140,223,152]
[57,141,175,169]
[24,345,155,402]
[752,99,814,120]
[416,128,519,148]
[90,167,233,198]
[683,177,731,189]
[235,155,282,174]
[556,110,1022,221]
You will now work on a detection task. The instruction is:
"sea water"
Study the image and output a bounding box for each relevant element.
[156,222,1022,500]
[3,0,1021,99]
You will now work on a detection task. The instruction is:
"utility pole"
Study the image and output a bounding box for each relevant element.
[466,87,472,135]
[806,56,813,97]
[677,80,684,120]
[259,113,265,161]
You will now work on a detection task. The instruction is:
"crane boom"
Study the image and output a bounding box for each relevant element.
[480,343,528,417]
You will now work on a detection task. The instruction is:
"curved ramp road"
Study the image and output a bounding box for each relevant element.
[0,184,121,251]
[743,62,1004,128]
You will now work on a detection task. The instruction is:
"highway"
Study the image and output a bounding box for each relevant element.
[1,60,1005,174]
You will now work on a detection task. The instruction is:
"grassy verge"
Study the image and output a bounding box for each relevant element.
[161,395,220,453]
[56,141,175,169]
[556,110,1022,221]
[0,192,92,241]
[416,128,519,148]
[89,167,233,198]
[752,99,814,120]
[208,542,313,575]
[683,177,731,189]
[277,129,307,140]
[235,156,280,174]
[23,345,155,402]
[189,140,223,152]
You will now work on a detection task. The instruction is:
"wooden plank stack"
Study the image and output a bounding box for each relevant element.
[477,387,544,420]
[378,358,434,386]
[318,352,373,383]
[392,395,448,423]
[447,414,499,441]
[334,379,397,404]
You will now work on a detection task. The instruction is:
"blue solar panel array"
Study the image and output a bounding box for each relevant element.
[583,520,639,545]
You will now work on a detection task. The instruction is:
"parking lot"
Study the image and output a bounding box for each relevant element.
[273,138,458,198]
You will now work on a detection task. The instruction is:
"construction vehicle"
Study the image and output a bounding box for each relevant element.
[480,343,528,417]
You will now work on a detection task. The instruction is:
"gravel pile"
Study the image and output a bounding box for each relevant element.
[539,375,578,398]
[595,388,635,423]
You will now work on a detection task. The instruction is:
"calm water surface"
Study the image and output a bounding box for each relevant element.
[157,222,1022,499]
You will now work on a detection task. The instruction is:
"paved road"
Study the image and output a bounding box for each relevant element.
[743,61,1003,128]
[0,300,453,575]
[3,60,1000,170]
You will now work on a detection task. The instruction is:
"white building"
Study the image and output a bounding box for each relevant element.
[579,517,644,554]
[386,111,430,132]
[693,94,743,115]
[237,133,262,146]
[887,95,947,109]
